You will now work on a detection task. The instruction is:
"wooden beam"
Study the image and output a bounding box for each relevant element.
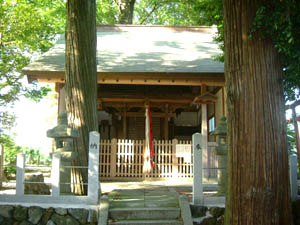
[98,72,225,87]
[99,102,190,110]
[115,112,176,118]
[26,71,225,87]
[100,97,193,104]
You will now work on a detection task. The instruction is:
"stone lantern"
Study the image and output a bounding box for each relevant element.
[213,116,227,195]
[47,112,79,194]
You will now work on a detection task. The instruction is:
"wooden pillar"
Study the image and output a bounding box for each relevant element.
[201,103,208,179]
[164,104,169,140]
[172,139,178,178]
[111,139,117,178]
[201,84,208,179]
[123,110,127,139]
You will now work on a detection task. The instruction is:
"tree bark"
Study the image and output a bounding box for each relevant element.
[116,0,136,24]
[65,0,98,195]
[223,0,292,224]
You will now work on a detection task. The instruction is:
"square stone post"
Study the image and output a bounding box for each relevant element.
[16,153,25,196]
[290,154,298,201]
[193,133,203,205]
[51,153,61,197]
[88,131,100,203]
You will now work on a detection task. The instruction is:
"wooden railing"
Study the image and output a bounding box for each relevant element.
[99,139,217,180]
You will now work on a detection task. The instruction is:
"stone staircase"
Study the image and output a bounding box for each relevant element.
[99,189,192,225]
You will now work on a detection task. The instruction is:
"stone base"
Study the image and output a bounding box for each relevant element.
[0,205,98,225]
[24,174,50,195]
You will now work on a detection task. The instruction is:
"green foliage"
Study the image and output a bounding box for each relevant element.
[96,0,119,24]
[0,134,22,176]
[23,147,40,164]
[134,0,222,26]
[250,0,300,101]
[24,85,52,102]
[0,134,51,177]
[0,0,66,130]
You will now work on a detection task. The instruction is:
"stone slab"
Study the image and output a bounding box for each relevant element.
[109,208,180,220]
[98,195,109,225]
[179,195,193,225]
[108,219,183,225]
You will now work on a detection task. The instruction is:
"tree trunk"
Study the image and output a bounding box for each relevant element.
[223,0,292,224]
[116,0,136,24]
[65,0,98,195]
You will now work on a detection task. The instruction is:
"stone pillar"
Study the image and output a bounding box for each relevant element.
[88,131,100,202]
[290,154,298,201]
[213,116,227,195]
[58,86,66,113]
[47,113,79,194]
[16,154,25,196]
[193,133,203,205]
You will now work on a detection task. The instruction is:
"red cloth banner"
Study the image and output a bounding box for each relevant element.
[143,107,154,172]
[148,109,154,168]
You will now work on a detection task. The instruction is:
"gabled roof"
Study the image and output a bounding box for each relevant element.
[23,25,224,85]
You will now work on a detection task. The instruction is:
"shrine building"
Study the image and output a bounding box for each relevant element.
[23,25,226,180]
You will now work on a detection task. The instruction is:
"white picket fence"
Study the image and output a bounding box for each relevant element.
[99,139,218,181]
[0,131,100,205]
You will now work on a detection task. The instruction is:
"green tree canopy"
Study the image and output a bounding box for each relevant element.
[0,0,66,129]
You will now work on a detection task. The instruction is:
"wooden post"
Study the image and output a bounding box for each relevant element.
[51,153,61,197]
[193,133,203,205]
[164,104,169,140]
[172,139,178,178]
[164,117,169,140]
[88,131,100,202]
[16,153,25,196]
[123,110,127,139]
[201,104,208,180]
[111,138,117,178]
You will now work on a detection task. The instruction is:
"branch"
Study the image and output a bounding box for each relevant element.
[139,2,159,25]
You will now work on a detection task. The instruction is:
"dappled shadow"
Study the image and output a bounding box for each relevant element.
[24,30,224,74]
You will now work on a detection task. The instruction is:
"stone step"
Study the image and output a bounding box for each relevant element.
[109,207,181,220]
[108,219,184,225]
